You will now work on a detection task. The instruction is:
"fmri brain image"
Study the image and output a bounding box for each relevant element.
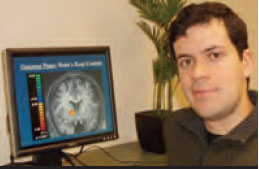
[41,71,106,138]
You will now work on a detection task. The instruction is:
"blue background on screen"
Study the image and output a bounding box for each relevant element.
[13,54,115,148]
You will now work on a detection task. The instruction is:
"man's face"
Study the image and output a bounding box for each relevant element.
[173,19,252,121]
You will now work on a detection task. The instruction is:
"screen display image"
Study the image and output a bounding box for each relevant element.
[5,47,118,160]
[29,71,106,140]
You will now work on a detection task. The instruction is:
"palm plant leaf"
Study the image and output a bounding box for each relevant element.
[163,0,187,29]
[129,0,165,27]
[129,0,186,111]
[137,21,164,56]
[130,0,186,28]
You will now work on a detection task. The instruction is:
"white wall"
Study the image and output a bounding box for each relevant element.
[0,0,156,165]
[0,0,257,165]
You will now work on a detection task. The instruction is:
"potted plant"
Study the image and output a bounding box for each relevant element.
[129,0,186,154]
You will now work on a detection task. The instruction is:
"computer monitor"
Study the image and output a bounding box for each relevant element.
[4,47,118,165]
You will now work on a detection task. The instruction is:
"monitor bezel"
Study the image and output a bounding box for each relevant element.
[4,46,118,157]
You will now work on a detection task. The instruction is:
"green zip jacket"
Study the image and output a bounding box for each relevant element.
[163,91,258,166]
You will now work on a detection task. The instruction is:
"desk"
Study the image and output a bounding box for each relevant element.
[63,142,168,166]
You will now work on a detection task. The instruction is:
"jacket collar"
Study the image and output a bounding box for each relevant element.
[176,108,208,145]
[215,90,258,146]
[176,90,258,146]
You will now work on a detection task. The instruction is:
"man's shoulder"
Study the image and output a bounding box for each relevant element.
[166,107,195,122]
[164,107,198,129]
[163,107,202,143]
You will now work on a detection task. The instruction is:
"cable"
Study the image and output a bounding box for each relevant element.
[67,145,85,158]
[63,145,88,166]
[89,145,166,165]
[71,155,88,166]
[61,144,89,166]
[86,145,139,164]
[62,145,88,166]
[6,144,165,166]
[61,152,76,166]
[65,145,166,166]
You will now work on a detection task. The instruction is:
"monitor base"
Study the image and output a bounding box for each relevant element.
[32,149,62,166]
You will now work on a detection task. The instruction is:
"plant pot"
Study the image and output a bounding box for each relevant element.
[135,110,166,154]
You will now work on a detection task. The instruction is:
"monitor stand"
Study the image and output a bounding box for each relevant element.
[32,149,62,166]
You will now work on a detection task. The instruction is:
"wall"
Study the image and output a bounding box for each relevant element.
[0,0,257,165]
[0,0,156,165]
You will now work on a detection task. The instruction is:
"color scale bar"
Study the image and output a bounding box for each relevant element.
[36,74,46,131]
[38,103,46,131]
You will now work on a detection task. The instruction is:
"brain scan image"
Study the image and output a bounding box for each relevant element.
[44,71,106,138]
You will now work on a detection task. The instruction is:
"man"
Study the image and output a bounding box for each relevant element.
[163,2,257,166]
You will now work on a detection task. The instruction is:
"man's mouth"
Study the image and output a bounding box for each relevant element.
[192,88,218,98]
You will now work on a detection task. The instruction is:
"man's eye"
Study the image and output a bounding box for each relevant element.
[179,58,193,68]
[209,52,221,60]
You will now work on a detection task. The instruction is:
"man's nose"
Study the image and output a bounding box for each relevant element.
[191,61,209,81]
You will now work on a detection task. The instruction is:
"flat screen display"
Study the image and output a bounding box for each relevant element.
[5,47,118,156]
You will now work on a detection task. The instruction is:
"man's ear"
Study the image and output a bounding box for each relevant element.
[242,49,253,78]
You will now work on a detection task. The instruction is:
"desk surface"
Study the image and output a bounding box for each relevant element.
[63,142,168,166]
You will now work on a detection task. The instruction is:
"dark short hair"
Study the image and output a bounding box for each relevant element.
[169,2,248,60]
